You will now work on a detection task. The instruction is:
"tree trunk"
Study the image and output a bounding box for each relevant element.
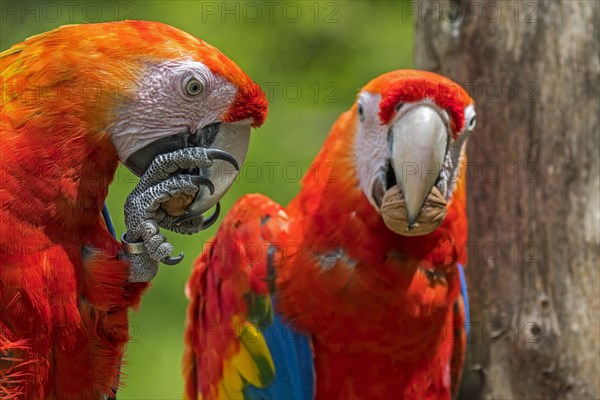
[414,1,599,398]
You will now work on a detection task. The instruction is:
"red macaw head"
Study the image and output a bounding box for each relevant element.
[2,20,267,219]
[352,70,475,236]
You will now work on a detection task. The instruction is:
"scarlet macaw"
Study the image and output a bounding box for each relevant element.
[183,70,474,399]
[0,21,267,399]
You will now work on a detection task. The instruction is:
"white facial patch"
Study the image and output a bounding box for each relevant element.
[109,60,238,162]
[354,91,388,210]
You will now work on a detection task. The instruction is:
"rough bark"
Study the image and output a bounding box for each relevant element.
[414,1,599,398]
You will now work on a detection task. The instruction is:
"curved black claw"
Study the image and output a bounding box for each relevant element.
[197,176,215,195]
[173,210,200,224]
[187,175,215,195]
[161,252,184,265]
[201,202,221,230]
[206,149,239,171]
[172,201,221,226]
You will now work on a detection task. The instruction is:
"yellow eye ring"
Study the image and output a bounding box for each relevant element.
[185,78,204,96]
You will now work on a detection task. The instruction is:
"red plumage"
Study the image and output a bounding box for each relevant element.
[278,77,468,398]
[0,87,146,398]
[1,21,267,399]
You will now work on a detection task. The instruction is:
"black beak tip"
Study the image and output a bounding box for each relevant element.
[407,216,417,230]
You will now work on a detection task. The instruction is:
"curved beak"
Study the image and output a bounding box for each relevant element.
[389,105,448,226]
[123,120,251,224]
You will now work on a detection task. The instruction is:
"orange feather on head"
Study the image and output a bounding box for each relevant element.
[2,20,267,137]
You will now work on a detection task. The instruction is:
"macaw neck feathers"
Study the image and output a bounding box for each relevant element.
[0,115,119,232]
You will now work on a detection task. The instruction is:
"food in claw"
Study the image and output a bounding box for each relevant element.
[163,192,196,217]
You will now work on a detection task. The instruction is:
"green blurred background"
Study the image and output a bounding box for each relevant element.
[1,1,413,398]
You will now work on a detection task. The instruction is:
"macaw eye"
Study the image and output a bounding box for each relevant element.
[467,115,476,130]
[464,104,476,132]
[358,103,365,122]
[185,78,204,96]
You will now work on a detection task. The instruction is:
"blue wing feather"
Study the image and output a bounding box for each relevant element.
[457,263,470,341]
[243,298,314,400]
[102,203,116,239]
